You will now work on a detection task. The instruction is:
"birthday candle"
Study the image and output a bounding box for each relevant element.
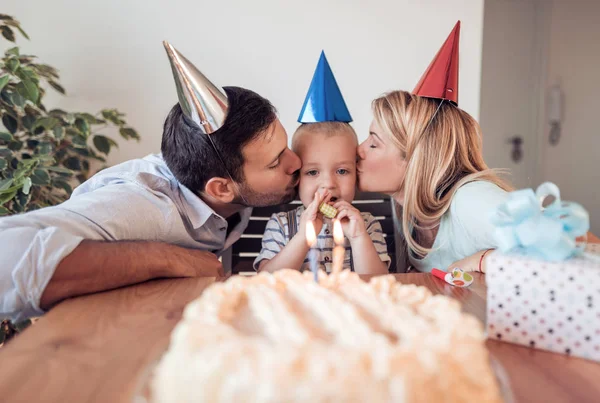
[305,221,318,283]
[332,219,345,275]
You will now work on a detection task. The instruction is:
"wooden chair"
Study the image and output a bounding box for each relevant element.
[226,192,406,274]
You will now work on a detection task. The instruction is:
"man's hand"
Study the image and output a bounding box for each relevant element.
[167,246,224,277]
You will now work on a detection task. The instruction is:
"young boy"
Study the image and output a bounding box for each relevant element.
[254,122,390,274]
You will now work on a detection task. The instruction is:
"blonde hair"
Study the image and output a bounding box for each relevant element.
[292,122,358,153]
[372,90,512,257]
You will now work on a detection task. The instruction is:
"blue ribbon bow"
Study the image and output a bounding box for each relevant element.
[491,182,589,261]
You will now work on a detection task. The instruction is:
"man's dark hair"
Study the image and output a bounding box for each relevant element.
[161,86,277,193]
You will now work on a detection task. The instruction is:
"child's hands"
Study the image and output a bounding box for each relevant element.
[332,200,367,240]
[298,190,331,241]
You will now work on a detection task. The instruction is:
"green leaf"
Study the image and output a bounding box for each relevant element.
[33,154,53,163]
[0,189,17,204]
[15,25,29,40]
[0,75,10,91]
[71,134,87,147]
[17,158,37,169]
[16,190,30,208]
[74,118,90,137]
[0,132,13,141]
[7,140,23,151]
[46,166,72,174]
[2,114,18,134]
[13,168,29,181]
[5,46,19,56]
[26,139,39,149]
[0,148,13,158]
[0,159,5,169]
[32,64,59,80]
[52,126,64,140]
[48,109,68,118]
[16,69,39,88]
[16,79,39,103]
[34,117,59,130]
[6,57,19,72]
[1,26,15,42]
[31,169,50,185]
[119,127,140,141]
[24,105,41,117]
[18,55,34,64]
[1,103,18,119]
[11,200,24,213]
[93,135,112,154]
[48,80,65,95]
[63,157,81,171]
[10,91,26,107]
[21,115,36,130]
[21,177,32,195]
[0,206,9,216]
[53,179,72,195]
[0,178,13,191]
[38,142,52,155]
[101,109,125,125]
[75,112,104,124]
[73,148,90,157]
[3,18,29,41]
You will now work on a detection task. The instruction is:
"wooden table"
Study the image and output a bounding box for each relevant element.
[1,273,599,403]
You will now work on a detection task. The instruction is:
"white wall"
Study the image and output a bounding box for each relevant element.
[540,0,600,233]
[3,0,485,166]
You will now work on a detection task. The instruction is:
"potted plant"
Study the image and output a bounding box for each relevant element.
[0,13,140,345]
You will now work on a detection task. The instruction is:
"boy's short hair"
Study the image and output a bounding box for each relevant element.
[291,122,358,153]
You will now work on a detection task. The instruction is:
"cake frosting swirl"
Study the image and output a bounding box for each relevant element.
[151,270,502,402]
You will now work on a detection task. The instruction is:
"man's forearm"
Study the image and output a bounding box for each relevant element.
[39,240,211,310]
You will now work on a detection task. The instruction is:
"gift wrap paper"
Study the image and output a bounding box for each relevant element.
[486,244,600,362]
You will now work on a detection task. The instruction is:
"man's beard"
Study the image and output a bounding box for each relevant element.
[232,177,298,208]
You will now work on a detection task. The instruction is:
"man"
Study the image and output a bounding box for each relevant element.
[0,42,301,321]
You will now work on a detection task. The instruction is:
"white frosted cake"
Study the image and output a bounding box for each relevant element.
[151,270,502,402]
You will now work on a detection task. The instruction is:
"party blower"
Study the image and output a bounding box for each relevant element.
[431,267,474,287]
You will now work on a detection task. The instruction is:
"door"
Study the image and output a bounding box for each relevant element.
[479,0,547,189]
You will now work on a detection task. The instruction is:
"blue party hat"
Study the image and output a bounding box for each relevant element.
[298,51,352,123]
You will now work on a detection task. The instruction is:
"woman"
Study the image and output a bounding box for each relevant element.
[357,90,511,273]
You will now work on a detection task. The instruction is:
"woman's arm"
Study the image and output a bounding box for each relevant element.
[447,249,494,273]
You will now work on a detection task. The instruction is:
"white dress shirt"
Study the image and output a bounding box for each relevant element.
[0,154,251,320]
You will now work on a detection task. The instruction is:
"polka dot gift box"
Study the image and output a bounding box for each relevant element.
[485,244,600,362]
[486,182,600,361]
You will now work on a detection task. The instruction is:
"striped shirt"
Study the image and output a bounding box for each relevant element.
[253,206,390,272]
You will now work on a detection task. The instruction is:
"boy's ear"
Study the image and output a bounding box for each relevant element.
[204,177,236,203]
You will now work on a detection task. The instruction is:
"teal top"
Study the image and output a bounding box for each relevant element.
[409,181,509,272]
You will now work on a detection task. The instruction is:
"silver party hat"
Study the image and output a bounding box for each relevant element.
[163,41,228,134]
